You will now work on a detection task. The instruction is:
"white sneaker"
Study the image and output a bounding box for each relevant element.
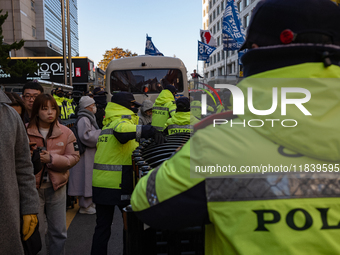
[79,205,96,214]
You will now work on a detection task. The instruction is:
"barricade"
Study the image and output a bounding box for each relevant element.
[125,133,204,255]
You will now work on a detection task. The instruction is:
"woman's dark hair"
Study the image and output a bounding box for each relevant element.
[4,91,27,122]
[28,94,60,138]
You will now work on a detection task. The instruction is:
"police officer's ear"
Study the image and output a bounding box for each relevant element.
[251,44,259,49]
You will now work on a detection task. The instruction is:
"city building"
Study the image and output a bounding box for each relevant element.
[0,0,79,58]
[202,0,260,86]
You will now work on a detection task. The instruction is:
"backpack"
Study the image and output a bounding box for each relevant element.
[70,117,87,155]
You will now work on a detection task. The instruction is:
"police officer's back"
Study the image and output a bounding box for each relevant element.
[131,1,340,254]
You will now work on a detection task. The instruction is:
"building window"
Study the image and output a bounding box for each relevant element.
[31,0,35,11]
[217,21,220,31]
[238,1,243,12]
[32,26,36,37]
[209,14,212,24]
[218,67,223,76]
[217,36,220,46]
[244,0,250,8]
[213,25,216,34]
[213,10,216,20]
[203,10,205,16]
[243,15,249,28]
[214,54,216,63]
[204,22,206,30]
[217,5,220,15]
[217,52,220,62]
[221,50,225,59]
[206,6,209,13]
[210,70,215,77]
[213,0,216,5]
[209,1,212,9]
[221,1,224,11]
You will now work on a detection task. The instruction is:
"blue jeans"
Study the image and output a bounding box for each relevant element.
[37,185,67,255]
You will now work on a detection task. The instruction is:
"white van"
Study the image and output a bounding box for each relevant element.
[105,55,189,103]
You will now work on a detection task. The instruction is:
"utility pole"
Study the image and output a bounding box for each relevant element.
[66,0,72,87]
[61,0,67,85]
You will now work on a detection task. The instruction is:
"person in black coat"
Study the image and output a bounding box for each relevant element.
[92,87,107,129]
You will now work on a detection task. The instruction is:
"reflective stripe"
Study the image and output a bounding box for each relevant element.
[146,165,162,207]
[168,124,193,130]
[121,115,131,120]
[153,107,168,111]
[93,163,122,171]
[100,129,114,135]
[206,173,340,202]
[136,125,142,142]
[154,126,164,131]
[113,121,126,131]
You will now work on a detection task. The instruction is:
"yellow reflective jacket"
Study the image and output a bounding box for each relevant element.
[53,95,69,120]
[151,90,176,131]
[93,102,140,205]
[164,111,200,135]
[190,100,201,119]
[131,62,340,254]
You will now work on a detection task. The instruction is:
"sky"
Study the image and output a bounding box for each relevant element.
[78,0,203,79]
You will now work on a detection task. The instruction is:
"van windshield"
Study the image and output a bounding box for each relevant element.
[110,69,184,94]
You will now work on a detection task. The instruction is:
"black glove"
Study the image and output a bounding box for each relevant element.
[154,131,165,145]
[141,124,156,139]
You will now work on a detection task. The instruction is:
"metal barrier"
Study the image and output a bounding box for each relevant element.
[125,133,204,255]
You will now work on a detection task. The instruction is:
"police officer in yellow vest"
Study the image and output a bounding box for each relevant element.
[91,92,156,255]
[131,0,340,254]
[164,97,200,135]
[190,98,202,120]
[151,85,177,131]
[53,87,69,119]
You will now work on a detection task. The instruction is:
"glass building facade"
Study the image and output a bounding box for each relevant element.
[45,0,79,56]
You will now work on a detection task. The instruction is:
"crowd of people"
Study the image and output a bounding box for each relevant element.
[1,80,212,255]
[2,0,340,254]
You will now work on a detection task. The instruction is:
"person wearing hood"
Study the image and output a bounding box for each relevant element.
[163,97,200,135]
[131,0,340,254]
[92,86,108,129]
[138,99,153,125]
[68,96,101,214]
[91,92,156,255]
[151,85,177,131]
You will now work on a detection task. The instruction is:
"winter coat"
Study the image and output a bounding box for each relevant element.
[26,122,80,191]
[0,90,39,255]
[68,113,101,197]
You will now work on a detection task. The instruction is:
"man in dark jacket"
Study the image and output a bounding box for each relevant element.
[92,86,107,129]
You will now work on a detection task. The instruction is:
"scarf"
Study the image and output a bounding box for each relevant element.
[77,109,99,129]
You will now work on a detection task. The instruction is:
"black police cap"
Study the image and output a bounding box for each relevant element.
[240,0,340,50]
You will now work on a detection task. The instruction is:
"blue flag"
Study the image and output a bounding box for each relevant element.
[198,41,216,63]
[222,0,246,51]
[145,35,163,56]
[238,49,248,65]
